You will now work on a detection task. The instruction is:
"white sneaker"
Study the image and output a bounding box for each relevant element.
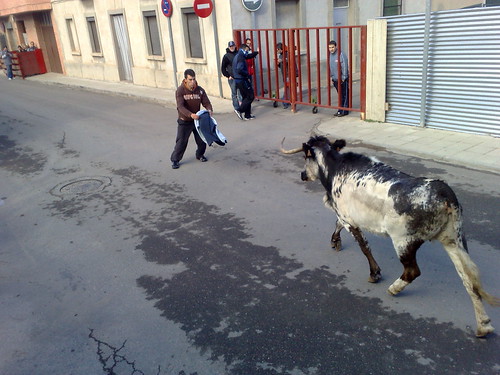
[8,78,12,80]
[234,109,243,120]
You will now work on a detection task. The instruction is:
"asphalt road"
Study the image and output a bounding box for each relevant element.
[1,79,499,375]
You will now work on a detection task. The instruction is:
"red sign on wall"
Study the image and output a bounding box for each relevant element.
[193,0,213,18]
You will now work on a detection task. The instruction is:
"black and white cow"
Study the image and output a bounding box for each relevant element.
[281,135,499,337]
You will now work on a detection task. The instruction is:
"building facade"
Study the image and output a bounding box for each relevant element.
[0,0,486,96]
[46,0,488,96]
[0,0,63,73]
[2,0,497,136]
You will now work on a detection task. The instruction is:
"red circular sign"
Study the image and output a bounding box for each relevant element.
[193,0,213,18]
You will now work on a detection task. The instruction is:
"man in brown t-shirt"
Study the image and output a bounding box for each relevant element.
[170,69,213,169]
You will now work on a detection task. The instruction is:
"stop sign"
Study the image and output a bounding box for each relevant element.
[194,0,213,18]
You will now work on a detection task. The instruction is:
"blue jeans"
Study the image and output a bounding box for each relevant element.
[228,78,240,110]
[6,64,13,79]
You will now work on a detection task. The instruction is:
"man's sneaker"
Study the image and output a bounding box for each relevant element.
[172,161,180,169]
[234,109,243,120]
[246,115,256,120]
[197,156,208,162]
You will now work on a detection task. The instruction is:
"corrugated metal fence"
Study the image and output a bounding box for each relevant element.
[385,6,500,136]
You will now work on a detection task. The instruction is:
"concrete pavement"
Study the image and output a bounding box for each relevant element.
[26,73,500,174]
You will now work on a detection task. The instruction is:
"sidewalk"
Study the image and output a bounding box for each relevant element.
[26,73,500,174]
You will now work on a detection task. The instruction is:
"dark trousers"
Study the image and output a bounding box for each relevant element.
[333,79,349,115]
[235,79,255,118]
[170,119,206,162]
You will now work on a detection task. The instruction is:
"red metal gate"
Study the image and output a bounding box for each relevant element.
[233,26,366,115]
[4,50,48,79]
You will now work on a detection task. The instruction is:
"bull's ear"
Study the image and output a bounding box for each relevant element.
[303,143,314,158]
[332,139,346,151]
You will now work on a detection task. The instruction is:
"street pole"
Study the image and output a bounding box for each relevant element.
[167,17,178,88]
[419,0,431,127]
[212,4,224,98]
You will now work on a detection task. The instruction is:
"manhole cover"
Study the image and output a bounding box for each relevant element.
[50,176,111,197]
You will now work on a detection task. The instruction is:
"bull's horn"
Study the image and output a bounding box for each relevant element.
[280,137,304,154]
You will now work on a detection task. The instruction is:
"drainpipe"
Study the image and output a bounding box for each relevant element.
[419,0,431,127]
[212,5,224,98]
[167,17,178,88]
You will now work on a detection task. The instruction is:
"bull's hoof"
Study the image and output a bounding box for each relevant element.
[387,287,398,296]
[476,322,494,338]
[388,279,409,296]
[368,273,381,283]
[331,239,342,252]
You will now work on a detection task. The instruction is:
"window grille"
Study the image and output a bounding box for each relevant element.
[87,16,101,54]
[143,11,162,56]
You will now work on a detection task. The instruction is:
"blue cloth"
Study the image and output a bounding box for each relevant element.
[195,110,227,146]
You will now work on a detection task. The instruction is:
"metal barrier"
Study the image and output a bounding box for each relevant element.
[233,26,366,115]
[1,50,47,79]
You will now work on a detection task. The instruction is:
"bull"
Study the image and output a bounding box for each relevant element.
[281,135,499,337]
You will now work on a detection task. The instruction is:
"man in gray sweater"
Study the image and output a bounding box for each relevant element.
[328,40,349,116]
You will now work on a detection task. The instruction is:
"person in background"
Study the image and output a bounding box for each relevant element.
[232,44,255,121]
[245,38,259,95]
[170,69,213,169]
[220,40,240,111]
[17,45,26,52]
[27,42,37,51]
[1,46,14,80]
[328,40,349,117]
[277,42,291,109]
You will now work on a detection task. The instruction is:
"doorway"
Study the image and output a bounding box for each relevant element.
[37,11,63,73]
[111,14,133,82]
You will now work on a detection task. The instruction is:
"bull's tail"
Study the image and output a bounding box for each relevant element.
[442,201,498,305]
[439,201,498,336]
[480,290,500,307]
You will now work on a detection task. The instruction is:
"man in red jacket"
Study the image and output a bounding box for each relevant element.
[245,38,259,93]
[170,69,213,169]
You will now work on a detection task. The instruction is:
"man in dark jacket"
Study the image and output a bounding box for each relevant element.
[170,69,213,169]
[232,44,255,121]
[220,41,239,110]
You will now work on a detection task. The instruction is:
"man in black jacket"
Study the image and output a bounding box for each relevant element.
[220,41,240,111]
